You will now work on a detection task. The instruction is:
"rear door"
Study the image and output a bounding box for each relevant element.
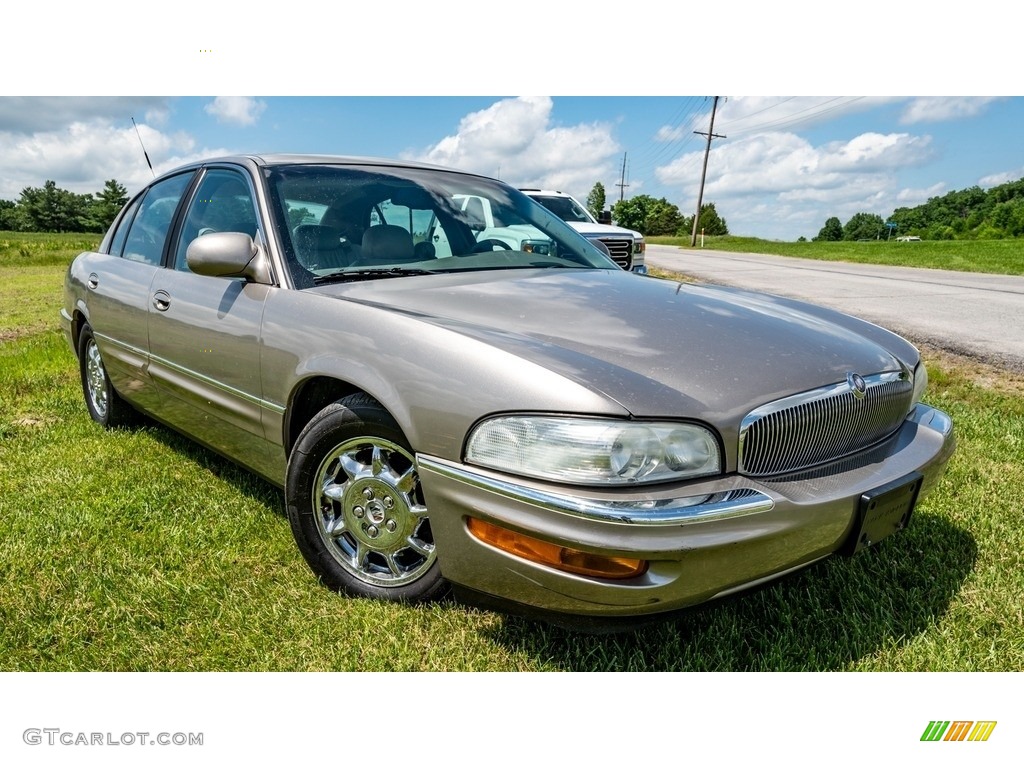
[81,171,195,413]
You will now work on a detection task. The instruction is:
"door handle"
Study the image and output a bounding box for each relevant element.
[152,290,171,312]
[87,273,99,289]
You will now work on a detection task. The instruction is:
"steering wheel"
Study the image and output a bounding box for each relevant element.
[471,238,512,252]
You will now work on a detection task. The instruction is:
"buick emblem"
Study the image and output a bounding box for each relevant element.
[847,372,868,400]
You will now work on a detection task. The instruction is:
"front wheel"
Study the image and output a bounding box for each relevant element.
[285,393,447,602]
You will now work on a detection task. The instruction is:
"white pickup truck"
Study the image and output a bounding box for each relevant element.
[520,189,646,274]
[435,191,646,273]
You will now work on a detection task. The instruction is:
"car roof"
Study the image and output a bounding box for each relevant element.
[151,154,491,182]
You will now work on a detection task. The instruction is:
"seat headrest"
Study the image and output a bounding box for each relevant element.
[361,224,414,263]
[294,224,342,250]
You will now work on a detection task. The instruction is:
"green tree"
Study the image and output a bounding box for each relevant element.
[90,179,129,232]
[0,199,19,230]
[692,202,728,236]
[610,196,645,231]
[611,194,686,236]
[645,199,685,235]
[814,216,843,242]
[585,182,607,219]
[18,180,92,232]
[991,199,1024,237]
[843,212,886,241]
[886,176,1024,239]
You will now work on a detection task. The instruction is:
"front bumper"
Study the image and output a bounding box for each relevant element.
[417,404,954,617]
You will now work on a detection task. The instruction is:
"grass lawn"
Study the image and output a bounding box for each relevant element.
[1,233,1021,671]
[649,235,1024,276]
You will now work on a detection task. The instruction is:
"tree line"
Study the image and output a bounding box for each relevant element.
[586,182,728,237]
[814,176,1024,242]
[0,180,129,233]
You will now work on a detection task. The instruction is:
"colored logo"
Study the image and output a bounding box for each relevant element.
[921,721,997,742]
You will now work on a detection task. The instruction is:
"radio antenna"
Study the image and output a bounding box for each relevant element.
[131,117,155,177]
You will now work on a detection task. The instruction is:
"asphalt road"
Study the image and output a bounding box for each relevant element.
[646,245,1024,373]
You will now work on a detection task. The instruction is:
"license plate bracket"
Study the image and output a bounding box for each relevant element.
[841,472,922,556]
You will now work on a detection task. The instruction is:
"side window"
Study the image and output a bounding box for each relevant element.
[106,197,142,257]
[174,169,259,271]
[122,173,193,266]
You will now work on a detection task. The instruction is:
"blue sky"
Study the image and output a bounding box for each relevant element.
[2,4,1020,241]
[2,95,1020,240]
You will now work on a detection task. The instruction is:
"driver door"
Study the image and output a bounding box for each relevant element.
[146,167,276,478]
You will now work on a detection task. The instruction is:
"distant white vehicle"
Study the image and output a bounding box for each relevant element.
[896,236,922,242]
[520,189,647,274]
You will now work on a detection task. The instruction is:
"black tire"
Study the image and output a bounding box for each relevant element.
[78,323,134,428]
[285,393,447,603]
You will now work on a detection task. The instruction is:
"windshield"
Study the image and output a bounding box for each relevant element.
[264,164,618,287]
[525,194,596,224]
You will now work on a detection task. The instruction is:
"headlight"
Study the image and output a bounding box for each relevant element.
[465,416,721,485]
[633,239,645,255]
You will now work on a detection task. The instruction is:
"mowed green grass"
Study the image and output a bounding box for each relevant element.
[649,235,1024,275]
[1,233,1022,670]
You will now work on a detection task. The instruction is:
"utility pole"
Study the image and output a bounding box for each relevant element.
[616,152,629,202]
[690,96,726,247]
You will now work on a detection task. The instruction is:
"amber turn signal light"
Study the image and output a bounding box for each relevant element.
[467,518,647,580]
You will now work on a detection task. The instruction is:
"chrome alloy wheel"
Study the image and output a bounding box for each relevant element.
[84,337,109,420]
[312,437,435,587]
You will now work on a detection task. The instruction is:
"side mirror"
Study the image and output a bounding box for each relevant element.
[597,210,612,225]
[186,232,271,283]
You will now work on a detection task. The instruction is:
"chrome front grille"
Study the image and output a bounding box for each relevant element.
[594,236,632,269]
[738,371,914,477]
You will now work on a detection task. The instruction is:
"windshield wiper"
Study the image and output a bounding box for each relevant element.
[313,267,436,285]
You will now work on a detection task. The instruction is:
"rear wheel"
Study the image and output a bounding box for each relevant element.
[286,393,446,602]
[78,323,134,428]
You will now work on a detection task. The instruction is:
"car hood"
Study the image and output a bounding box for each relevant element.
[311,269,916,421]
[565,221,644,240]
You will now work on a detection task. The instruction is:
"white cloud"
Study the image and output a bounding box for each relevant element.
[714,96,898,136]
[655,124,687,142]
[0,97,232,200]
[0,118,227,201]
[979,167,1024,187]
[900,97,1002,124]
[204,96,267,126]
[818,132,933,173]
[895,182,948,206]
[0,97,170,133]
[655,129,937,239]
[410,96,620,199]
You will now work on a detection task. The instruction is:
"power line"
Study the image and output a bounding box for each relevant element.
[627,97,707,183]
[722,97,866,137]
